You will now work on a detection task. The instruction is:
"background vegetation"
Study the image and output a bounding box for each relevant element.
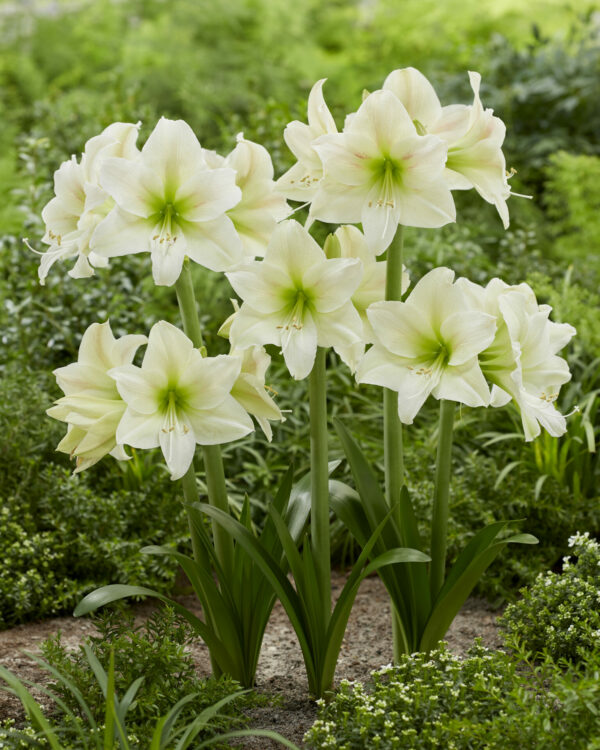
[1,0,599,627]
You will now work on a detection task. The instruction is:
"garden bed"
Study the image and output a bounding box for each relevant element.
[0,572,500,748]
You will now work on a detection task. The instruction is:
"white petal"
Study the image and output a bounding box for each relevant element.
[110,364,163,414]
[229,305,282,349]
[303,257,363,313]
[150,240,186,286]
[276,160,322,202]
[226,263,289,314]
[281,309,318,380]
[187,396,254,444]
[160,415,197,481]
[181,215,244,272]
[116,408,162,449]
[307,78,337,135]
[441,311,497,366]
[396,183,456,229]
[357,345,436,424]
[309,179,367,224]
[313,134,370,186]
[347,90,415,153]
[92,208,153,258]
[313,301,364,348]
[176,167,241,222]
[143,321,194,381]
[99,158,161,218]
[284,120,321,166]
[263,220,325,282]
[433,359,491,407]
[367,300,437,358]
[179,354,242,411]
[141,118,206,192]
[383,67,442,127]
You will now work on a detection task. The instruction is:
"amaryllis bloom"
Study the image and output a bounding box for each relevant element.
[109,321,253,480]
[456,277,576,440]
[92,118,243,287]
[47,321,147,472]
[203,134,289,258]
[310,89,455,254]
[226,220,364,380]
[276,79,337,202]
[229,345,283,441]
[357,267,496,423]
[383,67,512,228]
[34,122,140,284]
[325,224,409,371]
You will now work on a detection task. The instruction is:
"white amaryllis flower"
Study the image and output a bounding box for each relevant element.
[325,224,409,371]
[203,134,289,258]
[226,220,364,380]
[357,267,496,423]
[34,122,140,284]
[383,67,512,228]
[229,345,283,441]
[47,321,147,472]
[110,321,253,480]
[456,277,576,440]
[92,117,243,287]
[310,89,455,254]
[276,78,337,202]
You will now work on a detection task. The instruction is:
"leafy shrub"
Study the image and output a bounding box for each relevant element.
[544,151,600,265]
[499,532,600,661]
[305,643,600,749]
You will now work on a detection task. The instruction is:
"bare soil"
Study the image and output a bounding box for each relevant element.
[0,572,501,748]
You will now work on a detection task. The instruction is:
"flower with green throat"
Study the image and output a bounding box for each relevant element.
[92,117,243,286]
[109,321,254,480]
[310,89,455,254]
[357,267,496,423]
[226,220,364,380]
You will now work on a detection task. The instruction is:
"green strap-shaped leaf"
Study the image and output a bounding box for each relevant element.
[142,544,244,670]
[198,503,317,689]
[420,532,538,651]
[334,420,393,537]
[398,485,430,639]
[0,666,63,750]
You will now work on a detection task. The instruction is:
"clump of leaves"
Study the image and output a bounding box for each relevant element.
[499,532,600,661]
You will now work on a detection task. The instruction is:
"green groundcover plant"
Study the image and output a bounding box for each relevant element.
[304,643,600,749]
[500,531,600,662]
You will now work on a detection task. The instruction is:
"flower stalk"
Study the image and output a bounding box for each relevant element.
[175,260,234,582]
[383,226,405,663]
[309,346,331,615]
[430,399,455,600]
[383,226,405,513]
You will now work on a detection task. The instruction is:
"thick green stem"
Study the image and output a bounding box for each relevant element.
[174,261,204,349]
[429,399,455,601]
[174,260,234,583]
[383,228,405,662]
[383,226,405,510]
[309,347,331,615]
